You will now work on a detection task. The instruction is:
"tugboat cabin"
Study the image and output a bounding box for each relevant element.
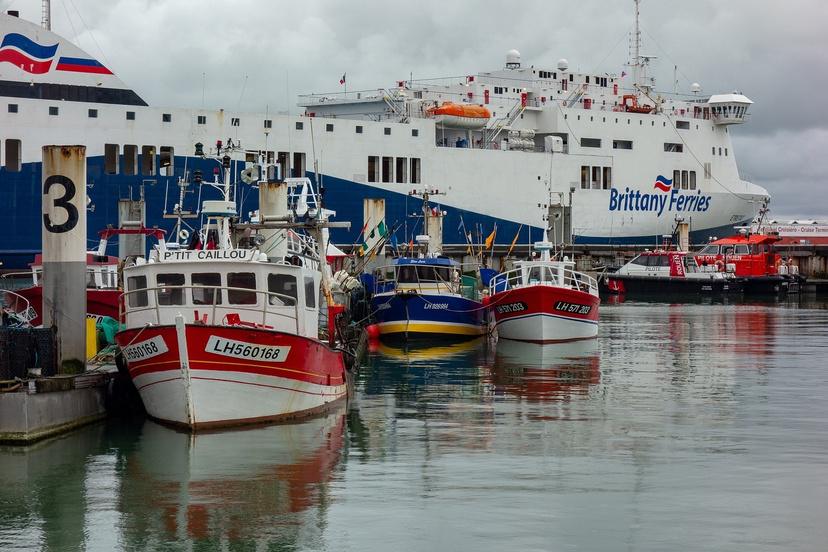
[694,233,785,277]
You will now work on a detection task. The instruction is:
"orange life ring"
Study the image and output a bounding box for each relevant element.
[714,259,725,271]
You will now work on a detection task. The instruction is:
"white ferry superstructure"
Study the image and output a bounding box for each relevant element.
[0,3,769,268]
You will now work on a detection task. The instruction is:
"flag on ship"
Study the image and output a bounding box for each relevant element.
[484,225,497,249]
[340,73,346,85]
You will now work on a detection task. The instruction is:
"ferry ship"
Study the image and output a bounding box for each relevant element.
[0,2,769,269]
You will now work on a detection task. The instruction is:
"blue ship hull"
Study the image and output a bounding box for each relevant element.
[370,292,487,338]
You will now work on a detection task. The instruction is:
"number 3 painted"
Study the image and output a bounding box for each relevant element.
[43,175,79,233]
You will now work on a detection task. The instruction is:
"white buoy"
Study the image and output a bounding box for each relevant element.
[41,145,87,374]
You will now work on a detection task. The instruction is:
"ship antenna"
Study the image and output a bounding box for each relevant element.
[633,0,640,87]
[42,0,51,30]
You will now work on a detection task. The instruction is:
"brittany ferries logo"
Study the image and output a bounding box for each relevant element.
[0,33,111,74]
[609,175,712,217]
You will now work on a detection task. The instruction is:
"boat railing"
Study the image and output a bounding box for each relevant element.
[121,285,301,333]
[1,267,119,289]
[489,265,598,296]
[373,263,482,299]
[1,289,36,327]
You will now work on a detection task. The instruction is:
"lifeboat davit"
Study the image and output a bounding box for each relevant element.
[426,102,491,130]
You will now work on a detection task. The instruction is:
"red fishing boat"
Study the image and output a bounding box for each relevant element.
[693,230,804,295]
[115,148,352,429]
[487,242,600,343]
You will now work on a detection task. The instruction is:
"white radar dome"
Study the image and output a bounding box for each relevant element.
[557,58,569,71]
[691,82,702,93]
[506,49,521,68]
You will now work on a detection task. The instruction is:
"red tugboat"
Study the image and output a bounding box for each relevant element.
[115,148,352,429]
[487,242,599,343]
[693,230,804,295]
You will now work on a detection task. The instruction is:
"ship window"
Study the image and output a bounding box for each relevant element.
[580,166,589,189]
[88,108,98,118]
[396,157,407,183]
[231,117,240,126]
[368,156,379,182]
[49,106,58,116]
[197,115,207,125]
[126,111,135,120]
[698,245,719,255]
[227,272,257,305]
[689,171,697,189]
[630,255,647,266]
[123,145,138,175]
[267,274,297,306]
[141,146,156,176]
[356,125,363,134]
[412,128,419,137]
[4,139,21,172]
[156,273,185,306]
[382,156,393,183]
[719,147,722,155]
[104,144,119,175]
[673,170,680,189]
[591,166,601,189]
[664,142,683,153]
[585,76,590,84]
[384,127,391,135]
[681,170,689,189]
[8,103,18,113]
[712,146,716,155]
[613,140,633,150]
[304,277,316,308]
[160,146,174,176]
[192,273,222,305]
[725,148,728,156]
[569,74,573,82]
[326,123,334,132]
[292,152,306,177]
[295,121,303,130]
[276,151,289,176]
[602,167,612,189]
[126,275,148,307]
[263,119,272,129]
[735,245,750,255]
[676,120,689,130]
[581,138,601,148]
[162,113,172,123]
[410,157,421,183]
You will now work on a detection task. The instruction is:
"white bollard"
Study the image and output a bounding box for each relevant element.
[42,146,88,374]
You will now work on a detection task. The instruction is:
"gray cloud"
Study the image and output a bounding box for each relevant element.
[5,0,827,217]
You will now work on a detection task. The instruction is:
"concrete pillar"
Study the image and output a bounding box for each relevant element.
[42,146,87,375]
[677,222,690,251]
[426,212,444,256]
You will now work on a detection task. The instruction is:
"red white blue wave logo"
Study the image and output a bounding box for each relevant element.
[0,33,58,74]
[0,32,112,75]
[653,175,673,192]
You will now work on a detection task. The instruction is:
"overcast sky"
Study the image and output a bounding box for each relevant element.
[4,0,827,218]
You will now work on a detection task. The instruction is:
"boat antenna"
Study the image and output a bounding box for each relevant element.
[633,0,641,89]
[42,0,51,30]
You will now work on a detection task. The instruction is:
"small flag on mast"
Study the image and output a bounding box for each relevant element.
[339,73,346,85]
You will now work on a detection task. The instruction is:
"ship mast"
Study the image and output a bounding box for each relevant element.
[632,0,640,88]
[41,0,51,30]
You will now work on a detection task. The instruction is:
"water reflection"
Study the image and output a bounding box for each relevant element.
[118,410,346,549]
[487,339,601,403]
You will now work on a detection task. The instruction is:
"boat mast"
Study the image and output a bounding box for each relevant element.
[632,0,640,88]
[41,0,51,30]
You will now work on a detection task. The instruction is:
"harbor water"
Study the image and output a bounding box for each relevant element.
[2,299,827,551]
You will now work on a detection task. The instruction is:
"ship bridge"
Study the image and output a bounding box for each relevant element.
[706,93,753,125]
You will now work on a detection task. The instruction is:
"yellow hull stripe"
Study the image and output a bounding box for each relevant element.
[376,321,486,336]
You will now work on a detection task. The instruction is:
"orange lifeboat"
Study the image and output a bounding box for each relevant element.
[621,94,654,114]
[425,102,491,129]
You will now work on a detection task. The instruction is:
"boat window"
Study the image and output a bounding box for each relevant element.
[602,167,612,190]
[8,103,18,113]
[156,273,185,305]
[580,165,589,189]
[141,145,156,176]
[267,274,297,306]
[4,139,21,172]
[395,157,407,183]
[591,166,601,189]
[664,142,684,153]
[721,246,735,256]
[630,255,647,266]
[397,265,450,283]
[382,156,393,183]
[127,275,148,307]
[368,156,379,182]
[305,277,316,308]
[160,146,174,176]
[192,273,222,305]
[697,245,719,255]
[734,245,750,255]
[410,158,421,184]
[228,272,257,305]
[673,170,681,189]
[292,152,306,178]
[689,171,697,190]
[681,170,689,190]
[684,256,699,272]
[104,144,119,175]
[581,138,601,148]
[123,145,138,175]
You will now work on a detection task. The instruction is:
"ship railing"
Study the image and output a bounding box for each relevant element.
[121,285,301,334]
[489,265,598,296]
[1,267,118,289]
[373,262,484,300]
[1,289,36,327]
